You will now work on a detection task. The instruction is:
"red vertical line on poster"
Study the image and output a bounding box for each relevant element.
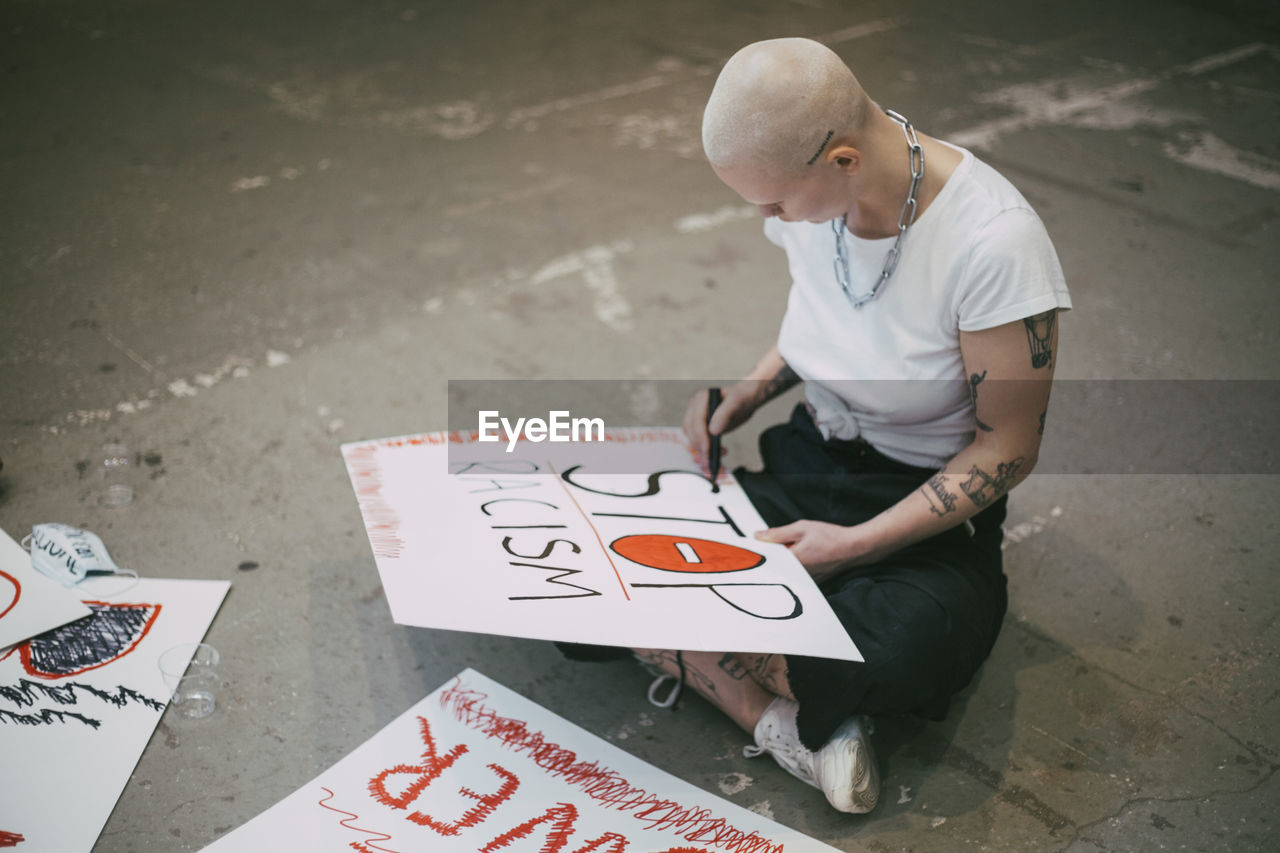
[544,461,630,601]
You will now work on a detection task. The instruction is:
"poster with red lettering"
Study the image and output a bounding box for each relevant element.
[0,577,230,852]
[342,429,861,662]
[202,668,840,852]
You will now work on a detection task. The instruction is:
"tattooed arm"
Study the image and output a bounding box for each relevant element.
[920,310,1057,512]
[683,343,800,462]
[759,312,1059,580]
[750,345,802,404]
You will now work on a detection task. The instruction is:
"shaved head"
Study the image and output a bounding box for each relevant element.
[702,38,873,176]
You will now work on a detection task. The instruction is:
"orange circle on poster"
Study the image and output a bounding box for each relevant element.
[609,534,764,574]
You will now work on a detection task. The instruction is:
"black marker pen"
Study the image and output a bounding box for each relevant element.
[706,387,722,492]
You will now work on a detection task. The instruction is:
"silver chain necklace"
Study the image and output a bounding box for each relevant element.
[832,109,925,308]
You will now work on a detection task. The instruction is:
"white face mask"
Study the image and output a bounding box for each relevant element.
[22,523,136,588]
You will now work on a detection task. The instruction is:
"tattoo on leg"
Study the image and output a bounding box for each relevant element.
[718,653,749,680]
[636,649,718,702]
[1023,311,1056,369]
[1038,409,1046,436]
[968,370,994,432]
[726,653,788,697]
[922,473,959,517]
[749,654,786,695]
[682,662,720,698]
[662,651,717,696]
[959,457,1025,508]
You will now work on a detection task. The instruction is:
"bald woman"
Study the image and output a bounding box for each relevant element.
[633,38,1073,813]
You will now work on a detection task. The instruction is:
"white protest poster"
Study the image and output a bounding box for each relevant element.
[0,527,92,650]
[0,577,230,852]
[342,429,860,662]
[202,667,839,852]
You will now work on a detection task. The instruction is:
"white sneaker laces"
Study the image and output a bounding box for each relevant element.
[640,651,685,709]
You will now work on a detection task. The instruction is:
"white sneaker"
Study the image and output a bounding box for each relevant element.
[743,697,880,814]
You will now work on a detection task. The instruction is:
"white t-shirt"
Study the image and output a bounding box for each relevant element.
[769,145,1072,469]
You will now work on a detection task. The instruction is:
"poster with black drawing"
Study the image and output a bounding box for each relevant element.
[342,429,860,662]
[0,577,229,852]
[201,667,840,852]
[0,527,92,650]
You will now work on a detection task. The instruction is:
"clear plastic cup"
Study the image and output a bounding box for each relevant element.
[99,443,134,507]
[158,643,220,718]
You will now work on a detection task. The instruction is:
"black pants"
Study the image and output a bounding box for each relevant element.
[736,405,1008,750]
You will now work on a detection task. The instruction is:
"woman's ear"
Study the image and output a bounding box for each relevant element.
[828,144,860,173]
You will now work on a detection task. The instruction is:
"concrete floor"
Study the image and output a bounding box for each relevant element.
[2,0,1278,850]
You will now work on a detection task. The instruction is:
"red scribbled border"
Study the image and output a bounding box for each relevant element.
[439,679,786,853]
[18,601,161,680]
[344,443,406,560]
[0,570,19,622]
[317,787,400,853]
